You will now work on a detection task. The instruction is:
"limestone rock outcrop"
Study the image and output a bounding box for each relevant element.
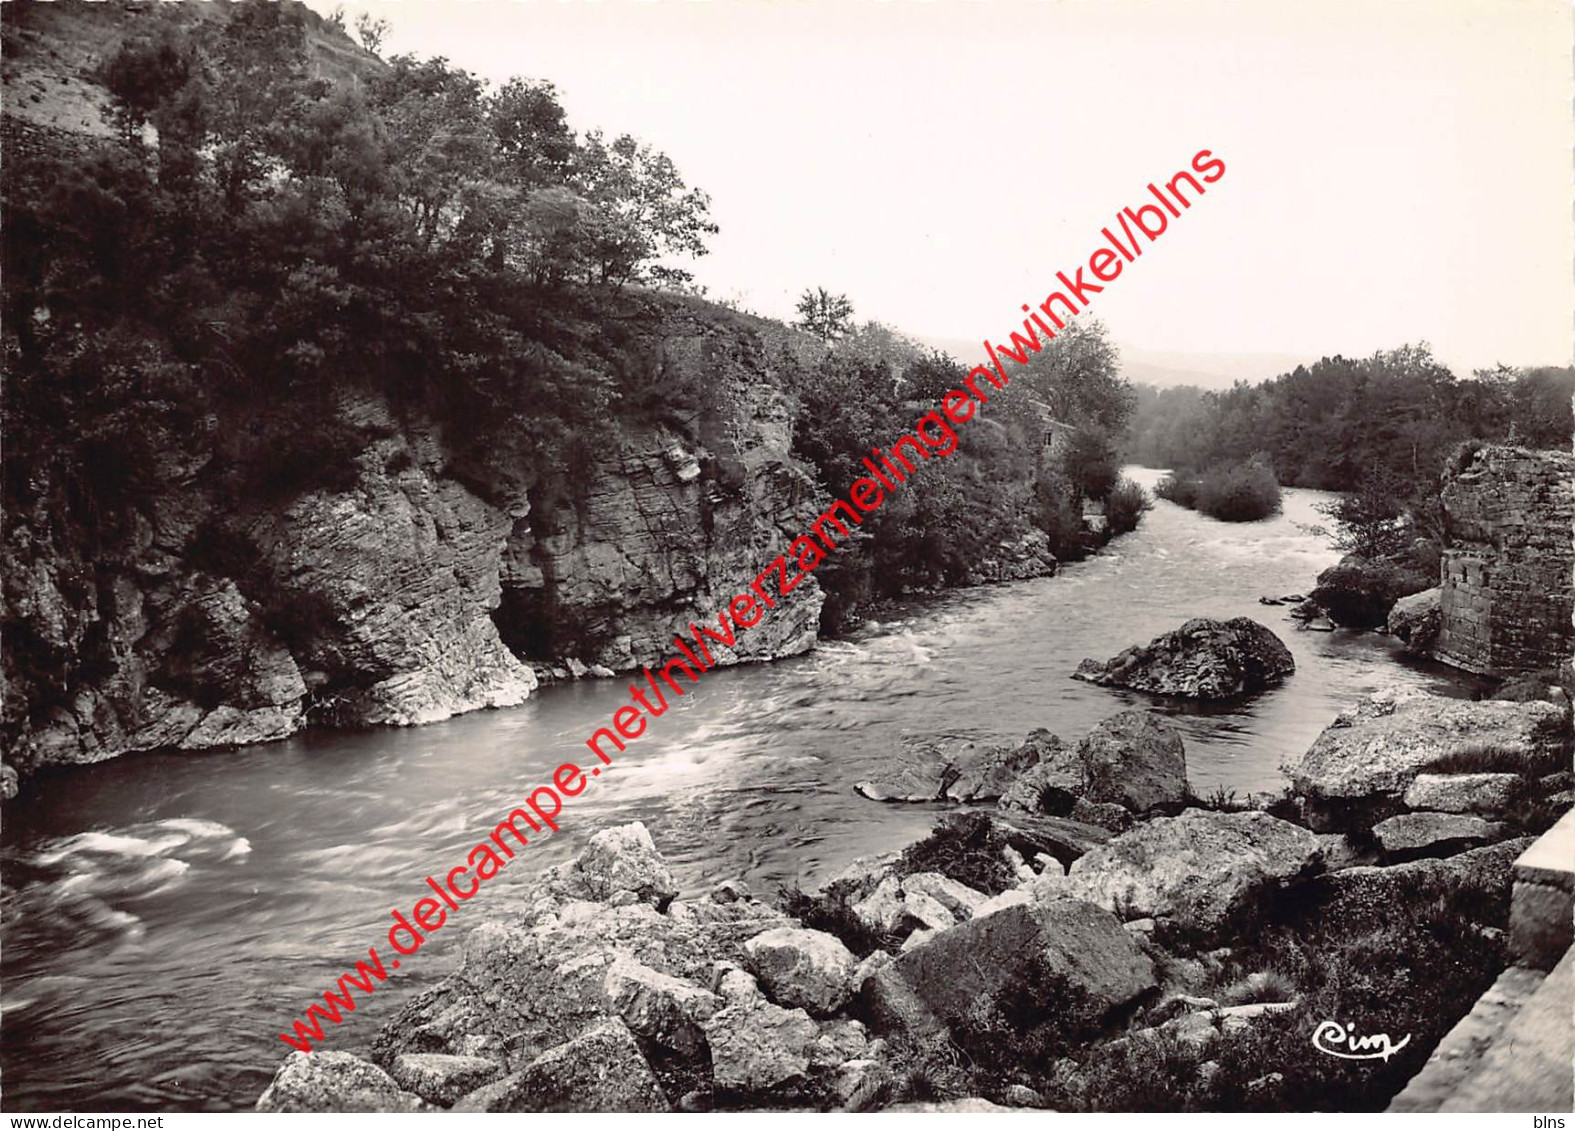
[3,309,832,785]
[1073,617,1295,700]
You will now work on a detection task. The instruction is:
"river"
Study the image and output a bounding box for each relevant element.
[0,469,1478,1111]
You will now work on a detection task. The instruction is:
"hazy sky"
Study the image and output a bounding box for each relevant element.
[310,0,1573,374]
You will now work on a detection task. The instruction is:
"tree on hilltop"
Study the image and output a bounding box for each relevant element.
[794,287,854,341]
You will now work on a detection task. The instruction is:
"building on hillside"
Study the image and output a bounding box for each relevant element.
[1027,399,1078,462]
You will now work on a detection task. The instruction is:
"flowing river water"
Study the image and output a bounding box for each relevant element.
[0,469,1480,1111]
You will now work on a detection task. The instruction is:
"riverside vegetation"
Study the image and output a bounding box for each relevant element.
[1126,346,1573,635]
[1,0,1147,787]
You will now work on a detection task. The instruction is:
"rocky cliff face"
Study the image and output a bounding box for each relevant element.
[499,328,824,674]
[1,306,829,789]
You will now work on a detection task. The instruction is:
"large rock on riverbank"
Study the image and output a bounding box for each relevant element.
[1076,711,1188,813]
[1284,690,1568,829]
[1309,554,1433,629]
[1060,809,1324,940]
[1073,617,1295,700]
[883,896,1156,1030]
[257,1052,427,1113]
[1387,587,1442,655]
[256,822,896,1114]
[860,712,1187,818]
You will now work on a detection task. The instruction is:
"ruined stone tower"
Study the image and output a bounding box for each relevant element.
[1433,444,1575,676]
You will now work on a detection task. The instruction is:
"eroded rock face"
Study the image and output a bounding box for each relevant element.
[1285,690,1568,827]
[3,312,833,784]
[504,358,827,674]
[1064,809,1323,940]
[1073,617,1295,700]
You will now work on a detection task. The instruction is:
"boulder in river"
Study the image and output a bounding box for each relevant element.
[856,735,1040,804]
[1073,617,1295,700]
[997,734,1084,814]
[1064,809,1324,940]
[1307,553,1433,629]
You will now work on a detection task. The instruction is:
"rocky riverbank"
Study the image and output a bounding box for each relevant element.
[254,683,1572,1113]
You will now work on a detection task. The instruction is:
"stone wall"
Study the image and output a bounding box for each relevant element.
[1434,445,1575,676]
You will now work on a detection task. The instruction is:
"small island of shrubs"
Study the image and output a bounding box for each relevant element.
[1155,455,1283,522]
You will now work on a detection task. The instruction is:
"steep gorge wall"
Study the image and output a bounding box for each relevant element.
[1434,445,1575,676]
[0,308,829,790]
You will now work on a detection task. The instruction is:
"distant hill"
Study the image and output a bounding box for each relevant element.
[909,332,1312,391]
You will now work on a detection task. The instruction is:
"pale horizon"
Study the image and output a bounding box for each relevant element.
[309,0,1574,377]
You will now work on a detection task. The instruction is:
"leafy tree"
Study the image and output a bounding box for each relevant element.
[794,287,854,341]
[489,78,575,190]
[1064,426,1119,501]
[355,13,390,54]
[202,0,313,214]
[1019,318,1131,434]
[572,131,718,287]
[1315,467,1414,559]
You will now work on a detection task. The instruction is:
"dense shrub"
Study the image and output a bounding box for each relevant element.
[1195,456,1282,521]
[1033,468,1089,561]
[894,811,1016,895]
[1157,457,1281,522]
[1104,476,1152,536]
